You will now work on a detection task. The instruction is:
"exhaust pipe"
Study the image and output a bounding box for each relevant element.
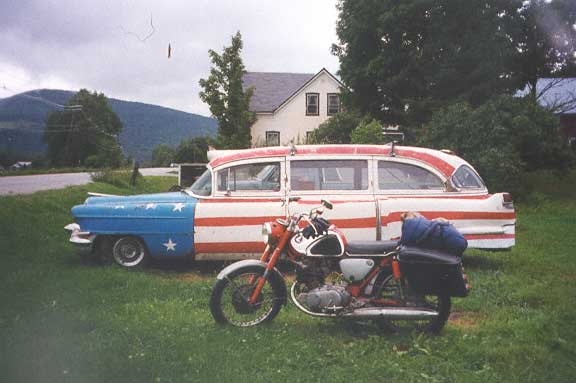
[342,307,438,320]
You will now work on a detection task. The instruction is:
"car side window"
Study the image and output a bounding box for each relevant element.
[378,161,444,190]
[217,162,281,192]
[452,165,485,189]
[291,160,368,190]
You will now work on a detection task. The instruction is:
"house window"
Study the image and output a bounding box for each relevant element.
[327,93,340,115]
[306,93,319,116]
[266,131,280,147]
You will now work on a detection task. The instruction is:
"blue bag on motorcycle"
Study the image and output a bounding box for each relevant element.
[400,217,468,256]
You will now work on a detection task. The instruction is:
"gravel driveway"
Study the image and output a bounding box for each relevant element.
[0,168,176,196]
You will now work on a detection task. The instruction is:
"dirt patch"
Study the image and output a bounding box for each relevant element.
[560,274,576,281]
[172,272,213,282]
[449,311,483,330]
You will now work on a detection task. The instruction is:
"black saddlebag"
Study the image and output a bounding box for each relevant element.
[398,246,469,297]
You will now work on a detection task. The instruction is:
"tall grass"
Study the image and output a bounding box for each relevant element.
[90,169,142,188]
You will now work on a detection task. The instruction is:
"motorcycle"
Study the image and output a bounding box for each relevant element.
[209,199,470,333]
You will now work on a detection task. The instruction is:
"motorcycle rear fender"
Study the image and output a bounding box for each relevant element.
[216,259,288,305]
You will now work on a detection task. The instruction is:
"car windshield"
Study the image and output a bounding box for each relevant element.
[188,168,212,196]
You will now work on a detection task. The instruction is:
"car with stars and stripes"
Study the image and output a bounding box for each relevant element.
[65,144,516,268]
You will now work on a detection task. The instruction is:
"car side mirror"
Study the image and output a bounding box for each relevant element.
[321,199,333,210]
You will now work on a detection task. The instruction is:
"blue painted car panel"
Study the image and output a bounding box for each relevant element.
[71,192,198,258]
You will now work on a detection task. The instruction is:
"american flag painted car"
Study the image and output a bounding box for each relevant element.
[66,144,515,267]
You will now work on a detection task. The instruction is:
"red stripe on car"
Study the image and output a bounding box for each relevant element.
[195,216,376,229]
[195,242,265,253]
[381,211,516,225]
[209,145,456,176]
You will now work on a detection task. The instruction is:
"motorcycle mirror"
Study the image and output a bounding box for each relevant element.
[321,199,333,210]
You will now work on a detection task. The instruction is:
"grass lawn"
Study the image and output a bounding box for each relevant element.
[1,174,575,382]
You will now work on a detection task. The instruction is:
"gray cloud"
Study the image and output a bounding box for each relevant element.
[0,0,340,115]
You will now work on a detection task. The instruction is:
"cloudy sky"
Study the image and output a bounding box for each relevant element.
[0,0,340,116]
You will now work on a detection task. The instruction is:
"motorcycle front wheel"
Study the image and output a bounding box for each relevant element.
[374,274,451,334]
[210,266,284,327]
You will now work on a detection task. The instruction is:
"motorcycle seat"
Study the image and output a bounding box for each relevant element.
[346,240,399,256]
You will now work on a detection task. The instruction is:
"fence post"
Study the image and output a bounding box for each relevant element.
[130,161,139,186]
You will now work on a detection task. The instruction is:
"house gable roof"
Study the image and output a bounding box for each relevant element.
[243,69,342,113]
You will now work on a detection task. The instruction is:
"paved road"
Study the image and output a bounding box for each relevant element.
[0,168,176,196]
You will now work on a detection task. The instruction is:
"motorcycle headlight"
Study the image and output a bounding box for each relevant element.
[262,222,272,244]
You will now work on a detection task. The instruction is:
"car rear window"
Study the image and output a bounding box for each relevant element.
[290,160,368,190]
[452,165,485,189]
[378,161,444,190]
[217,162,281,192]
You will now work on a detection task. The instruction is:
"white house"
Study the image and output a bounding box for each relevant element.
[242,68,344,147]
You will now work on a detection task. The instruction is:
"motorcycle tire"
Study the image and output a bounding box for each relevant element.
[374,273,451,334]
[210,265,284,327]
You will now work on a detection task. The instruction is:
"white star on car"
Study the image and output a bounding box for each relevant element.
[163,238,177,251]
[145,203,157,210]
[172,203,185,212]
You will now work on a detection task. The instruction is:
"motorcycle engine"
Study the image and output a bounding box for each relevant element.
[298,285,351,313]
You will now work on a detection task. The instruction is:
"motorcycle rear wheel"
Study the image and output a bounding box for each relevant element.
[210,266,284,327]
[374,274,451,334]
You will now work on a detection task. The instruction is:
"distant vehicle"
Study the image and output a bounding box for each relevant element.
[10,161,32,170]
[65,144,516,268]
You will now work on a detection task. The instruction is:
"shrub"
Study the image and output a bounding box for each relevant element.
[419,95,574,197]
[90,169,140,188]
[350,119,386,144]
[307,111,361,144]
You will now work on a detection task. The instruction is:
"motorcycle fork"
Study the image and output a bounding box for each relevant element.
[248,230,291,304]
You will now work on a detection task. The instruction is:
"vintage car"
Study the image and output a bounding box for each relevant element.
[66,144,516,267]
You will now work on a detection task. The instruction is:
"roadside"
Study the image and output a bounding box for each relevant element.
[0,168,176,196]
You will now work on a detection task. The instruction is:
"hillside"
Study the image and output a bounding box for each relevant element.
[0,89,217,161]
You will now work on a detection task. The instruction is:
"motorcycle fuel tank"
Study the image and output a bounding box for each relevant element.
[339,259,374,282]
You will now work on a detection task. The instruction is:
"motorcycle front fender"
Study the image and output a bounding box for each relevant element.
[216,259,288,306]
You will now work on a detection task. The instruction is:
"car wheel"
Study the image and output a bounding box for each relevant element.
[112,236,148,268]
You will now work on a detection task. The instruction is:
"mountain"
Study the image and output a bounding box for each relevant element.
[0,89,217,161]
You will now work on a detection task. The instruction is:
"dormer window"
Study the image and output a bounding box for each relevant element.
[327,93,340,115]
[306,93,319,116]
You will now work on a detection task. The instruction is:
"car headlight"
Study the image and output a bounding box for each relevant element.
[262,222,272,244]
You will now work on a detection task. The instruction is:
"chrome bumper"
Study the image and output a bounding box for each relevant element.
[64,223,95,248]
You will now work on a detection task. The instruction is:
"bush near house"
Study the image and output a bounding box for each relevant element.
[418,95,574,197]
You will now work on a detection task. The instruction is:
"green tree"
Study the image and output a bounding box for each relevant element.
[419,95,573,196]
[515,0,576,101]
[350,119,385,144]
[151,144,176,167]
[307,111,361,144]
[173,136,211,163]
[333,0,521,138]
[44,89,123,167]
[199,32,255,149]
